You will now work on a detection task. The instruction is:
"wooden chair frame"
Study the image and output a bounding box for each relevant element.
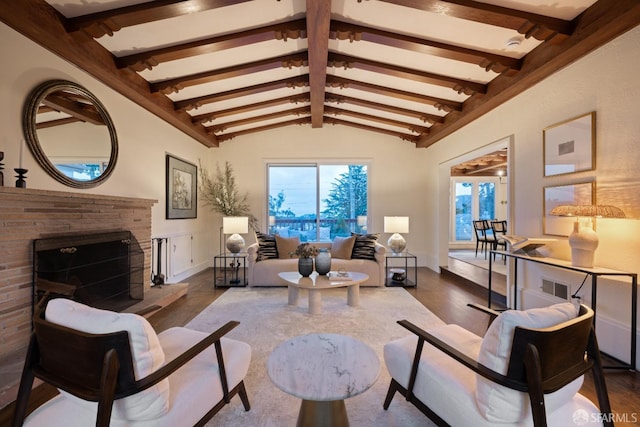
[12,307,250,427]
[383,304,613,427]
[473,220,496,259]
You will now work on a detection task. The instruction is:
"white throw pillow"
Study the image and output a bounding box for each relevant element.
[45,298,170,421]
[475,302,581,423]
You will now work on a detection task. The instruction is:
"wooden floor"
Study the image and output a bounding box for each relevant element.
[2,264,638,425]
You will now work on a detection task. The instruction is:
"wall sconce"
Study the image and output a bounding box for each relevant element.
[497,169,506,184]
[384,216,409,254]
[223,216,249,253]
[549,205,625,267]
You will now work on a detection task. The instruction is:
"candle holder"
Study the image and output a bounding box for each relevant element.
[0,151,4,186]
[15,168,28,188]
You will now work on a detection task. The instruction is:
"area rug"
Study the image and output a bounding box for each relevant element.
[186,287,444,427]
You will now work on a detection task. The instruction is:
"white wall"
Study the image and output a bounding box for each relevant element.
[424,25,640,366]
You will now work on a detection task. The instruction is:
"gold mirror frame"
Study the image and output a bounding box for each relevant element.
[22,80,118,188]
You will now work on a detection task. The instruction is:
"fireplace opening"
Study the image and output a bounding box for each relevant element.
[33,231,144,313]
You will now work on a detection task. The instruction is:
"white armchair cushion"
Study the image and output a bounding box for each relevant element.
[475,302,581,423]
[45,299,170,421]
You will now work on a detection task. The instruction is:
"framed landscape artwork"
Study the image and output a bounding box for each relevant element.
[166,154,197,219]
[543,112,595,177]
[543,181,594,236]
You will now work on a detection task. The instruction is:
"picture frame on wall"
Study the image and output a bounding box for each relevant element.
[543,112,595,177]
[543,181,595,236]
[166,154,197,219]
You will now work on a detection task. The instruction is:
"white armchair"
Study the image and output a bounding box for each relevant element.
[12,298,252,427]
[383,303,612,427]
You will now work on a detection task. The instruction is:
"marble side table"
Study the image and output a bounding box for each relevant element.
[267,333,380,427]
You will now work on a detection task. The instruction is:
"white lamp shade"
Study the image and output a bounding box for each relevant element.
[357,216,367,226]
[384,216,409,233]
[223,216,248,234]
[269,216,276,226]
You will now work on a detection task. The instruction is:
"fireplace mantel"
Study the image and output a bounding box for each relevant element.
[0,186,157,358]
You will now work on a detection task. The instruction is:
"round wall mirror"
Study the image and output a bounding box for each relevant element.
[22,79,118,188]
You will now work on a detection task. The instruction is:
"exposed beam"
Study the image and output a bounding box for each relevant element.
[325,92,444,124]
[116,19,308,72]
[376,0,574,42]
[324,105,429,135]
[36,117,83,130]
[150,52,309,94]
[326,75,462,112]
[192,93,310,124]
[327,52,486,95]
[65,0,253,38]
[217,117,312,141]
[306,0,331,128]
[207,106,311,133]
[330,20,521,75]
[42,93,105,125]
[324,116,418,142]
[0,0,218,147]
[175,75,309,111]
[417,0,640,148]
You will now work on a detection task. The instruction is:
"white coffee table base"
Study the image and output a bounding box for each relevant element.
[281,272,368,315]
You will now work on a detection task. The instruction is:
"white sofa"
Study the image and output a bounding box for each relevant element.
[247,240,386,286]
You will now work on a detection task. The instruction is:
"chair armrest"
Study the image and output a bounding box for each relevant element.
[247,243,258,263]
[466,303,501,326]
[125,321,240,397]
[374,243,386,263]
[397,320,527,392]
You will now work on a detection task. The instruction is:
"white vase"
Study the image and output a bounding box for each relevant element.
[568,220,598,268]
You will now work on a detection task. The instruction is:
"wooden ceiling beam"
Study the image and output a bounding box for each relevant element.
[150,52,309,94]
[306,0,331,128]
[376,0,574,42]
[217,117,312,142]
[66,0,253,38]
[330,20,521,75]
[324,105,428,135]
[417,0,640,148]
[175,75,309,111]
[42,93,105,125]
[325,92,444,124]
[116,18,308,72]
[0,0,218,148]
[192,93,310,124]
[207,106,311,133]
[327,52,486,95]
[324,116,418,142]
[326,75,462,111]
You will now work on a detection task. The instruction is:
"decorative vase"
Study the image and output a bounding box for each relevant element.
[298,257,313,277]
[315,248,331,275]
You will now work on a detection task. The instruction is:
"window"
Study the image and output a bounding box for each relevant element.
[268,163,368,241]
[451,178,496,242]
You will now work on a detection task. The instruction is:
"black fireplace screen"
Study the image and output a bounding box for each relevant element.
[33,231,144,313]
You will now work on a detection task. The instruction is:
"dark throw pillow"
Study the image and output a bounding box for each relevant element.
[255,231,278,261]
[351,233,380,260]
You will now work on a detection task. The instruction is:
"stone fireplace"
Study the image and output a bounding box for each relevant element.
[0,186,156,360]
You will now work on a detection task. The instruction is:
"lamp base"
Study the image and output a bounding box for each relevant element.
[226,233,245,253]
[568,220,598,268]
[388,233,406,254]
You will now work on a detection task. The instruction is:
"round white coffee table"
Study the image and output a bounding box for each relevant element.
[278,271,369,314]
[267,333,380,427]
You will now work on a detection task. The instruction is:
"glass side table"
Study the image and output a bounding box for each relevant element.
[385,252,417,287]
[213,253,248,288]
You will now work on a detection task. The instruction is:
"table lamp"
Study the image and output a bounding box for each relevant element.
[223,216,249,253]
[549,205,625,267]
[357,215,367,232]
[384,216,409,254]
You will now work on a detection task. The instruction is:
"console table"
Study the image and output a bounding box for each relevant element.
[489,250,637,371]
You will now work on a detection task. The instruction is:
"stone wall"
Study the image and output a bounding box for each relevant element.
[0,186,156,358]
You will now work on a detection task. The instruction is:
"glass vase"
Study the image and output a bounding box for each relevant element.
[298,257,313,277]
[315,248,331,275]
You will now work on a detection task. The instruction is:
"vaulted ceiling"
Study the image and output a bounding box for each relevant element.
[2,0,639,148]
